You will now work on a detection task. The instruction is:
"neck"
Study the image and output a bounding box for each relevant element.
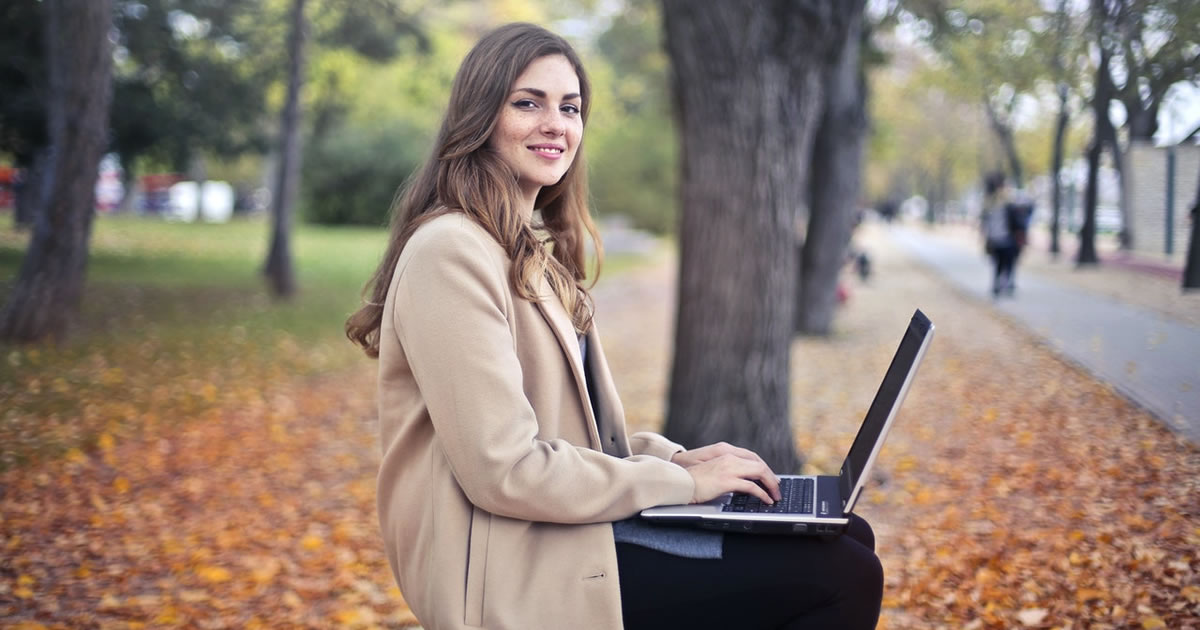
[517,185,539,223]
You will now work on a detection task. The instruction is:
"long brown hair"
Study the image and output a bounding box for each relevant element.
[346,23,601,358]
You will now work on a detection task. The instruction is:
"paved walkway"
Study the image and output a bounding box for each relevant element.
[888,223,1200,444]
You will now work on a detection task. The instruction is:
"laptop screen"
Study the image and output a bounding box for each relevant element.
[838,310,933,511]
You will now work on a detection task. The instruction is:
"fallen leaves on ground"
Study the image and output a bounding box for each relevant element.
[2,223,1198,629]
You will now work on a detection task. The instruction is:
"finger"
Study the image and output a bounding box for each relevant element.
[736,478,774,504]
[728,445,768,465]
[723,460,777,503]
[748,460,787,501]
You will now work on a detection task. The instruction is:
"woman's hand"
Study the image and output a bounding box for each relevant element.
[672,442,781,505]
[671,442,766,469]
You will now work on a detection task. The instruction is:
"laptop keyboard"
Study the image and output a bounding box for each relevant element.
[723,477,815,514]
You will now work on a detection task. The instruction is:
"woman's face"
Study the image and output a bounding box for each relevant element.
[489,54,583,203]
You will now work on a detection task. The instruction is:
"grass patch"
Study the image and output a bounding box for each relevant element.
[0,214,389,470]
[0,213,658,470]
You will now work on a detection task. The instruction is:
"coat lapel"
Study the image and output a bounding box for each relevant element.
[533,278,603,450]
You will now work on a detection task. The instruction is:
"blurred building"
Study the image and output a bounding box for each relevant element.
[1128,141,1200,260]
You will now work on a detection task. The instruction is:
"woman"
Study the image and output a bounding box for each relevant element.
[346,23,883,630]
[981,171,1019,296]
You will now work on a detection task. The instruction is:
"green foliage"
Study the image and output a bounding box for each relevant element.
[588,111,678,234]
[585,0,678,234]
[302,118,430,226]
[111,0,275,172]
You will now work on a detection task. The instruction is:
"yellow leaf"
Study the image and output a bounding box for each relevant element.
[97,433,115,450]
[1182,585,1200,603]
[154,605,182,625]
[282,590,303,608]
[17,574,35,586]
[196,565,232,583]
[301,534,323,550]
[75,563,91,578]
[14,586,34,599]
[178,589,210,602]
[65,448,88,465]
[1141,617,1166,629]
[113,477,130,494]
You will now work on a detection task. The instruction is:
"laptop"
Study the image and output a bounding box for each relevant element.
[640,309,934,536]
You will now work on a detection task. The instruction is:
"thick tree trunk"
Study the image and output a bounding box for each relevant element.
[662,0,853,473]
[264,0,306,298]
[1050,83,1070,256]
[13,146,53,229]
[1183,166,1200,290]
[0,0,112,342]
[797,8,866,337]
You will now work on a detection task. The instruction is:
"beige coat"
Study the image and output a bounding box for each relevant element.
[376,213,696,629]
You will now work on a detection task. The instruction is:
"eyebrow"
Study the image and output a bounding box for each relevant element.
[513,87,582,101]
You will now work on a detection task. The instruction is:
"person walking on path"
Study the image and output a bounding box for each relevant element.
[345,23,883,630]
[980,171,1029,297]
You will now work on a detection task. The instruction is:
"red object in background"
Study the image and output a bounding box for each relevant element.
[139,173,184,213]
[836,282,850,305]
[141,173,183,192]
[0,166,16,208]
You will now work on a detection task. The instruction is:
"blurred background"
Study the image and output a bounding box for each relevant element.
[1,0,1198,628]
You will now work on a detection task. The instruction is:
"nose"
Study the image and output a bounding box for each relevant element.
[540,110,566,137]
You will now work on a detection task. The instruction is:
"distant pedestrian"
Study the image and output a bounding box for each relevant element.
[980,172,1029,297]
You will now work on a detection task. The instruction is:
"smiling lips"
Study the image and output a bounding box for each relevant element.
[529,144,565,159]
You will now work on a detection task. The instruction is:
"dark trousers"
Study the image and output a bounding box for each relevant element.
[991,244,1019,295]
[616,514,883,630]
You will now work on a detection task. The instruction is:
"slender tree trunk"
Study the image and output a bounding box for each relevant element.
[984,97,1024,189]
[797,6,865,337]
[1099,120,1132,250]
[1079,42,1114,267]
[1183,165,1200,290]
[663,0,853,473]
[0,0,113,342]
[1050,83,1070,256]
[117,156,137,214]
[1079,137,1101,266]
[189,154,207,221]
[264,0,307,298]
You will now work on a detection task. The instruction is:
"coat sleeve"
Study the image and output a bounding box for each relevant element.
[391,220,694,523]
[628,432,686,461]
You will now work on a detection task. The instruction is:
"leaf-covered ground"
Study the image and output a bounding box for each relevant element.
[2,220,1197,628]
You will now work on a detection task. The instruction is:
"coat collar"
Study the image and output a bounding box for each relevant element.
[532,277,603,450]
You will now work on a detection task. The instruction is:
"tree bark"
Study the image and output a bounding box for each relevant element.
[13,145,54,229]
[662,0,853,473]
[0,0,113,342]
[1078,136,1101,266]
[1050,82,1070,256]
[264,0,307,298]
[797,7,866,337]
[1096,75,1132,251]
[983,96,1024,189]
[1183,165,1200,290]
[1078,39,1114,267]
